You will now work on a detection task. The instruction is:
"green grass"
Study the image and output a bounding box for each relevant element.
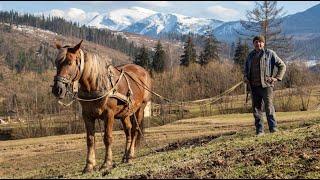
[2,110,320,179]
[79,118,320,179]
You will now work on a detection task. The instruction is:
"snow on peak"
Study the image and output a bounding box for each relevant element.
[87,6,158,31]
[129,6,158,14]
[124,11,224,37]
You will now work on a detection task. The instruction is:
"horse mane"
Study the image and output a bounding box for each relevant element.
[55,48,68,65]
[82,50,113,91]
[56,46,114,91]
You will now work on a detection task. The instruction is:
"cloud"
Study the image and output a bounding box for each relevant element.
[84,1,113,4]
[138,1,171,7]
[35,8,99,25]
[206,5,240,21]
[66,8,87,21]
[234,1,253,6]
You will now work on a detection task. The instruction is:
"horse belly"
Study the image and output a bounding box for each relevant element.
[114,105,131,119]
[80,103,105,118]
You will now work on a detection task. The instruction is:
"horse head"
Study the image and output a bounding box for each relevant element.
[52,40,84,99]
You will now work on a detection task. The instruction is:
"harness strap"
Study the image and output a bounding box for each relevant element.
[76,70,125,102]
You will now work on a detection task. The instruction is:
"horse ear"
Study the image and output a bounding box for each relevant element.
[73,40,83,52]
[56,42,62,49]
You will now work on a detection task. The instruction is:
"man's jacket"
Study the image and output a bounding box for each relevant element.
[244,48,286,88]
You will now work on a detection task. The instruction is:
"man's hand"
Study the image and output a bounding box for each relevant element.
[266,77,278,84]
[243,77,249,84]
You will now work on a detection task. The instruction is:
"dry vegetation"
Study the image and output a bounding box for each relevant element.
[1,110,320,178]
[0,22,320,179]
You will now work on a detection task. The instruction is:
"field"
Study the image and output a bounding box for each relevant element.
[1,110,320,178]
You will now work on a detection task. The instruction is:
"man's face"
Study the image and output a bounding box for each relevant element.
[254,40,265,51]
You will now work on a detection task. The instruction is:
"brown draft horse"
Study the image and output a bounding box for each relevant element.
[52,40,152,174]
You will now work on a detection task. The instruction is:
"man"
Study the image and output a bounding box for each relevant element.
[244,35,286,136]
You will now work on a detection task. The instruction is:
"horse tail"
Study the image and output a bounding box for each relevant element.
[135,117,144,148]
[133,101,148,149]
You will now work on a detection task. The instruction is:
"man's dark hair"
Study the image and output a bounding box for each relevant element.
[253,36,265,43]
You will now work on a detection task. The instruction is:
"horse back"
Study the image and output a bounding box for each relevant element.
[116,64,152,102]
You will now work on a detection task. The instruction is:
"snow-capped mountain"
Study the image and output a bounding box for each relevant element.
[36,6,259,42]
[213,21,249,42]
[85,6,224,37]
[123,12,224,37]
[87,6,157,30]
[38,4,320,43]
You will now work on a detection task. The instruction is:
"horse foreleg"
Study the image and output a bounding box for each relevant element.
[82,115,97,174]
[100,110,114,171]
[121,116,132,163]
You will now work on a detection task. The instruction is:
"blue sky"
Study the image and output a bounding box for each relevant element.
[0,1,319,21]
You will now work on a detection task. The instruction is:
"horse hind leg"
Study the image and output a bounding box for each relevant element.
[121,116,132,163]
[128,102,147,162]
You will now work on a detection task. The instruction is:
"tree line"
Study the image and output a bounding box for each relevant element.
[0,10,142,58]
[133,30,249,73]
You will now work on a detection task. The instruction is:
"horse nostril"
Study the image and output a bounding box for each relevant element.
[57,88,62,95]
[52,85,61,97]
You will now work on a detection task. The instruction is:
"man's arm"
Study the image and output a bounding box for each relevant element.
[243,53,251,83]
[272,51,286,81]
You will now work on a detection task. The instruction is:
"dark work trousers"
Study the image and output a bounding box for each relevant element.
[250,86,277,134]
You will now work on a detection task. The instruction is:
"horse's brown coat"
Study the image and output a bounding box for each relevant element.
[52,40,151,173]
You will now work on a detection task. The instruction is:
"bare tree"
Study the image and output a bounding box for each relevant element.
[239,1,294,60]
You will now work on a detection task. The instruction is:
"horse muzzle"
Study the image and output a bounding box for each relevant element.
[52,81,67,99]
[52,75,71,99]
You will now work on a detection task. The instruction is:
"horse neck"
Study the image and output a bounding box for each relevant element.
[79,52,114,92]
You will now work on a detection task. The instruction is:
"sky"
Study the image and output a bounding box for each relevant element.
[0,1,319,22]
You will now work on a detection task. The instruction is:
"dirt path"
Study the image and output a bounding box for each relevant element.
[1,111,320,178]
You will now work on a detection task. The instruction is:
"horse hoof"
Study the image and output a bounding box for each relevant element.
[102,169,111,176]
[99,163,113,171]
[82,166,93,174]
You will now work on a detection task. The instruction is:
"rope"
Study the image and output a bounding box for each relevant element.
[198,81,244,106]
[58,99,75,107]
[123,71,171,102]
[76,71,125,102]
[123,71,244,107]
[133,111,159,153]
[57,71,125,107]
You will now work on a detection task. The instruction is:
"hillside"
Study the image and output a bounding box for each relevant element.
[0,23,131,116]
[1,110,320,178]
[0,23,131,65]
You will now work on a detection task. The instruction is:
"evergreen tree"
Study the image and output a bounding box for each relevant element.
[15,51,27,73]
[152,40,166,72]
[230,42,235,60]
[0,10,141,60]
[198,28,220,65]
[134,45,150,69]
[180,36,197,66]
[233,38,249,68]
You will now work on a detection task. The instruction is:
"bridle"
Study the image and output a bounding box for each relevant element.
[54,49,126,106]
[54,49,85,95]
